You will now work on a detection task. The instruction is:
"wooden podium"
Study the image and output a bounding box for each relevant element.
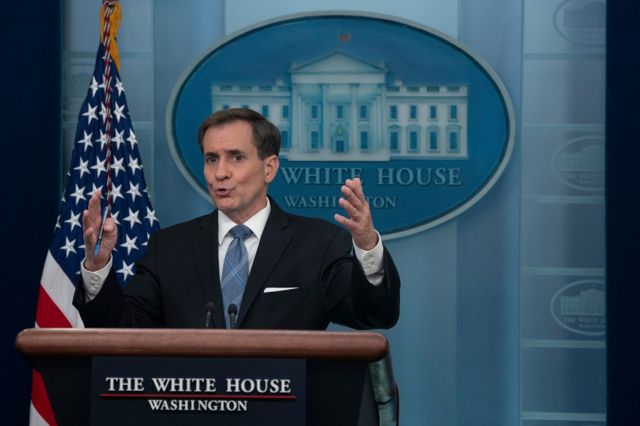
[16,328,398,425]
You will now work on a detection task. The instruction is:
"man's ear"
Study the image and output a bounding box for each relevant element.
[264,155,279,183]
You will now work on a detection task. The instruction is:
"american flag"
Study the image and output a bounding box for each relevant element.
[30,2,160,424]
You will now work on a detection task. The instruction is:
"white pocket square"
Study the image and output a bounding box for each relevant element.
[263,287,299,293]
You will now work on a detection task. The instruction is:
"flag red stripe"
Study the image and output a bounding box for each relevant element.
[35,286,72,328]
[31,370,58,426]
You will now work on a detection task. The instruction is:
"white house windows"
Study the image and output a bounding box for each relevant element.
[449,105,458,121]
[409,105,418,120]
[447,125,461,153]
[310,129,321,151]
[360,127,370,151]
[389,126,400,152]
[449,132,459,152]
[389,105,398,120]
[280,129,290,150]
[428,126,439,152]
[332,124,348,153]
[210,71,467,160]
[409,131,419,152]
[429,105,437,120]
[310,104,321,121]
[407,126,421,152]
[359,105,369,120]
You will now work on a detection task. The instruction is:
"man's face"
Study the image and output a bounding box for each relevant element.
[203,120,279,223]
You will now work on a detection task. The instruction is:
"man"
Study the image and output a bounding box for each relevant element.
[74,108,400,330]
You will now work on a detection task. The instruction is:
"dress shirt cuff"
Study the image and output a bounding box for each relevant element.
[80,256,112,302]
[353,230,384,286]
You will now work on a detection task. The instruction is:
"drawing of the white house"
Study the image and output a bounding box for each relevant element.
[211,51,468,161]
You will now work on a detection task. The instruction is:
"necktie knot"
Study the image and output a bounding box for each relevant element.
[229,224,252,240]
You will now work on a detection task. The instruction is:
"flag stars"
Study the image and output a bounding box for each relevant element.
[110,183,125,203]
[45,38,158,300]
[86,184,103,199]
[99,75,109,92]
[112,129,125,150]
[82,103,98,124]
[116,260,135,281]
[124,208,142,229]
[110,210,121,226]
[145,207,159,226]
[60,237,77,258]
[64,211,82,231]
[90,157,107,178]
[89,76,100,97]
[74,158,90,178]
[120,234,139,255]
[99,103,109,123]
[128,157,142,174]
[127,183,142,202]
[78,130,93,152]
[113,102,126,123]
[115,78,125,96]
[95,130,110,151]
[127,130,138,148]
[70,184,87,205]
[111,155,125,177]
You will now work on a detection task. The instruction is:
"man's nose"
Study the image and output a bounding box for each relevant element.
[215,159,230,179]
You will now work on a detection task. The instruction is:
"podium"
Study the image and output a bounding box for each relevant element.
[16,328,398,425]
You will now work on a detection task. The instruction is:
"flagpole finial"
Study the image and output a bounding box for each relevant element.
[100,0,122,71]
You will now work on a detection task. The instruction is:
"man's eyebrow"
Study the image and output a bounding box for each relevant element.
[204,148,246,157]
[224,149,247,157]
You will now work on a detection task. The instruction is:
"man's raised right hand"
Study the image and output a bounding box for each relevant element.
[82,191,117,271]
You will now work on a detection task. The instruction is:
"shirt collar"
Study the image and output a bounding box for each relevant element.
[217,198,271,246]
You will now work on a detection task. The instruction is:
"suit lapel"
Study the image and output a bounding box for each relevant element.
[193,212,226,328]
[237,203,292,327]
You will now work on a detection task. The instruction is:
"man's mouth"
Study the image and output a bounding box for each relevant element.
[213,187,232,196]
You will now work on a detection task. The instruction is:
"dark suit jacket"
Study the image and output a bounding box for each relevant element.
[74,201,400,330]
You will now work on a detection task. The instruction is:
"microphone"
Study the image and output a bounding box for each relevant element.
[228,304,238,329]
[204,301,215,328]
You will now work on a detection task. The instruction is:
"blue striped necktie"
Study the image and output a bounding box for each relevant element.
[221,224,252,328]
